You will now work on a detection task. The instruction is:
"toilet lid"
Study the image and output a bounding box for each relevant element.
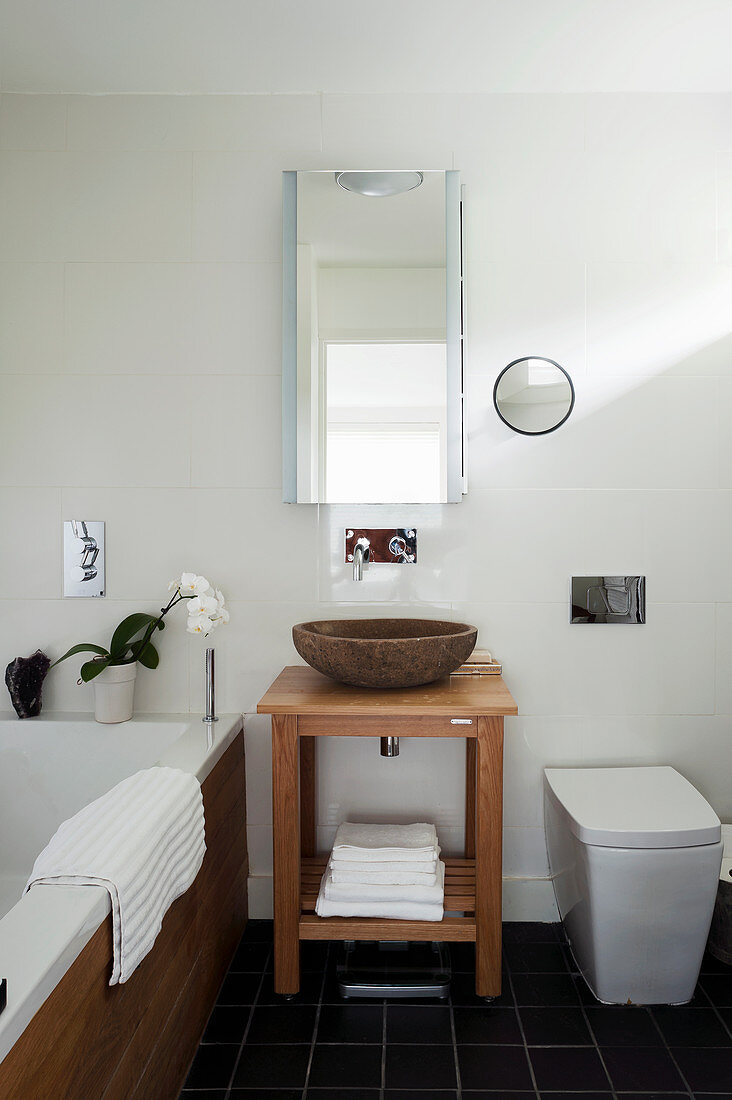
[544,766,721,848]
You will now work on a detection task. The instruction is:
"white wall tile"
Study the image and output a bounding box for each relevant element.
[60,487,318,603]
[715,605,732,716]
[0,488,61,598]
[585,149,716,262]
[0,263,64,372]
[455,601,715,717]
[0,151,192,261]
[190,263,281,374]
[189,375,281,487]
[241,713,273,825]
[64,263,194,374]
[468,374,719,490]
[246,825,273,876]
[192,152,282,262]
[717,151,732,261]
[503,826,550,878]
[466,261,586,380]
[587,262,732,377]
[462,148,588,263]
[584,94,732,155]
[0,374,191,487]
[67,94,322,152]
[0,94,67,150]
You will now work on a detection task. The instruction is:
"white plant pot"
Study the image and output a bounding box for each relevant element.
[93,663,137,724]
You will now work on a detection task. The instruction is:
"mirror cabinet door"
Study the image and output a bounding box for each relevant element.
[282,170,463,503]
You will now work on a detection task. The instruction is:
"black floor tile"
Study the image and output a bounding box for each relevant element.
[179,1091,227,1099]
[613,1094,688,1099]
[502,921,563,944]
[245,1004,317,1044]
[464,1094,536,1099]
[719,1006,732,1034]
[230,940,271,972]
[700,975,732,1005]
[693,1094,732,1100]
[653,1005,732,1046]
[256,971,323,1004]
[453,1005,523,1044]
[300,940,331,971]
[458,1044,534,1090]
[184,1043,239,1089]
[450,941,476,971]
[519,1006,592,1045]
[309,1043,382,1088]
[537,1094,613,1100]
[504,942,569,973]
[317,1004,383,1043]
[240,919,274,943]
[385,1043,457,1090]
[700,950,732,974]
[307,1091,380,1099]
[450,973,514,1007]
[511,973,581,1007]
[230,1092,302,1099]
[386,1004,452,1043]
[529,1045,611,1091]
[601,1045,687,1091]
[385,1092,457,1099]
[585,1005,663,1046]
[232,1044,310,1089]
[671,1046,732,1091]
[307,1092,380,1099]
[202,1005,252,1044]
[215,972,261,1006]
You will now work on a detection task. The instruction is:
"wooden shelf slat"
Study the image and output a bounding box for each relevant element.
[299,914,477,942]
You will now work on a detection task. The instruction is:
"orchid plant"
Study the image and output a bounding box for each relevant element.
[52,572,229,683]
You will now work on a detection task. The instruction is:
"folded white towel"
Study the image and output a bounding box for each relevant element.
[315,861,444,922]
[330,866,438,886]
[331,822,439,862]
[25,767,205,985]
[325,860,445,903]
[332,850,441,876]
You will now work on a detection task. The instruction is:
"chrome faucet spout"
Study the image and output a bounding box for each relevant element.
[352,537,371,581]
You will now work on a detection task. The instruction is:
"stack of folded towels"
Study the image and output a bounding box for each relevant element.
[315,822,444,921]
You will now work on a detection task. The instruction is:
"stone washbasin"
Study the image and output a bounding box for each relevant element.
[292,618,478,689]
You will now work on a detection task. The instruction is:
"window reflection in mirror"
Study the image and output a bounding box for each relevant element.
[493,357,575,436]
[287,170,461,503]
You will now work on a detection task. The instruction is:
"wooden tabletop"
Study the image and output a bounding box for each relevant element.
[257,666,518,717]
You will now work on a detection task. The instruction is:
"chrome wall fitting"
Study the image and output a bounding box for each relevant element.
[63,520,105,597]
[570,576,646,624]
[203,647,219,723]
[345,529,417,575]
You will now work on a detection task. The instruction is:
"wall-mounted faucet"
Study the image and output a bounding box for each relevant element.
[345,529,417,581]
[351,536,371,581]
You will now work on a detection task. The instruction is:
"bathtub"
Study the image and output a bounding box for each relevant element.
[0,711,246,1097]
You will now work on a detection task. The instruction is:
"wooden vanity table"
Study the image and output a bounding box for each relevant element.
[257,666,518,999]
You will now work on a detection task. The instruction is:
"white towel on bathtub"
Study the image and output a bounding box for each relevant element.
[331,822,439,862]
[24,766,205,985]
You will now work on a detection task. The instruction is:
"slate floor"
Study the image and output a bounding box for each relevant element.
[180,921,732,1099]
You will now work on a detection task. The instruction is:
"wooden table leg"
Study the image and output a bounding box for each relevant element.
[465,738,476,859]
[475,715,504,998]
[300,734,316,858]
[271,714,300,995]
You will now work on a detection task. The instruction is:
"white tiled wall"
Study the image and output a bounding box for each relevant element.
[2,91,732,919]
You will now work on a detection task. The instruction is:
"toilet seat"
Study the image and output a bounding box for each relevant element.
[544,766,721,848]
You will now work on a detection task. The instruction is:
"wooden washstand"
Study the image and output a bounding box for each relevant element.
[258,666,518,1000]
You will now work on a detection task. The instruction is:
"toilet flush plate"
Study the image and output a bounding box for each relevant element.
[570,575,645,623]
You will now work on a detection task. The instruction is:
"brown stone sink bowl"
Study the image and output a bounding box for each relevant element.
[292,618,478,689]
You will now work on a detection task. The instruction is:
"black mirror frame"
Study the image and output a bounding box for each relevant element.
[493,356,575,437]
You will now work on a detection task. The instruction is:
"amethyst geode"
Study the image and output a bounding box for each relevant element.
[5,650,51,718]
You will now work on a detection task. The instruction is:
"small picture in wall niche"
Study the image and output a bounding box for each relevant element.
[570,576,646,624]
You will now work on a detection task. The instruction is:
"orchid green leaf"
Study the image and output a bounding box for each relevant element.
[137,641,159,669]
[50,642,109,668]
[80,657,111,682]
[109,613,159,657]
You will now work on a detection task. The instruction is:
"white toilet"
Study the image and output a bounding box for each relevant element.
[544,766,723,1005]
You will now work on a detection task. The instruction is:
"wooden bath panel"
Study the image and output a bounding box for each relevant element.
[0,727,248,1100]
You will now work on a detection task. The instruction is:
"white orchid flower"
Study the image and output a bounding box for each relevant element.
[186,614,211,636]
[178,572,211,597]
[188,594,218,617]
